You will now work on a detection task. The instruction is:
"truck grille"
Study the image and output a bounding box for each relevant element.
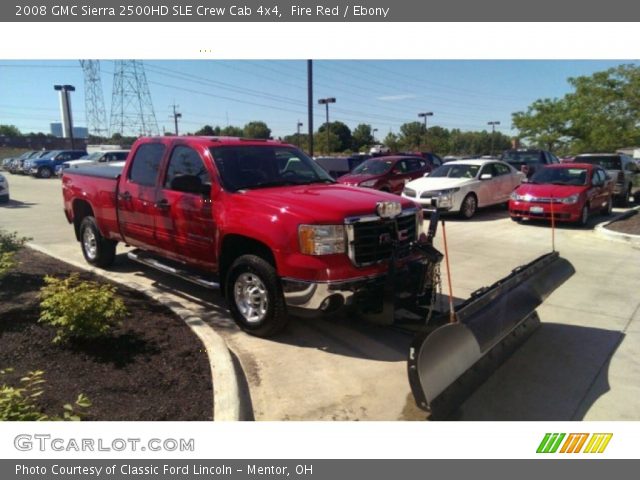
[348,211,417,266]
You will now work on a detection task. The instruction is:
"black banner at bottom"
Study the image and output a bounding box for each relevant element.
[2,460,637,480]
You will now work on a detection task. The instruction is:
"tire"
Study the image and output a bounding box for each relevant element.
[37,167,52,179]
[225,254,288,337]
[577,205,589,227]
[79,216,116,268]
[510,216,521,223]
[0,194,9,204]
[459,193,477,219]
[601,196,613,216]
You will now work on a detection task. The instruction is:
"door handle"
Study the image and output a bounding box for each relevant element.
[155,199,170,210]
[120,191,132,201]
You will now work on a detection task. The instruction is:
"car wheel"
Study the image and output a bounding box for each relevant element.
[510,216,521,223]
[577,205,589,227]
[0,194,9,204]
[226,254,288,338]
[459,193,477,219]
[601,196,613,216]
[79,216,116,268]
[37,167,52,179]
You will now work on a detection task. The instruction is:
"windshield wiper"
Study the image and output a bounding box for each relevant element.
[296,178,336,185]
[550,181,570,185]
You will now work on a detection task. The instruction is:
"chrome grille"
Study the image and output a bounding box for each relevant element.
[346,211,417,266]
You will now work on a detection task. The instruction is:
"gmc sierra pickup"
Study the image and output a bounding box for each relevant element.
[62,136,436,337]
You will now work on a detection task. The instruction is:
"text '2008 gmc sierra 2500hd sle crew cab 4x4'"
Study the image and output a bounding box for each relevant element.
[62,136,575,416]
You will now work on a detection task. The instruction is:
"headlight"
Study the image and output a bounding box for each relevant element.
[440,188,460,196]
[561,194,580,205]
[299,225,346,255]
[359,179,377,188]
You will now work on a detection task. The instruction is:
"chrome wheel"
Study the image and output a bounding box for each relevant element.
[461,194,477,219]
[82,227,98,260]
[234,273,268,324]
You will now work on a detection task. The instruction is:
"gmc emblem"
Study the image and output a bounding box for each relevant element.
[397,229,409,242]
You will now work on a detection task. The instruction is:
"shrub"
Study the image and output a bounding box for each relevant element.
[0,231,29,278]
[39,273,127,344]
[0,368,91,421]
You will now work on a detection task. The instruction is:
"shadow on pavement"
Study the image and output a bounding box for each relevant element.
[456,322,622,421]
[440,204,510,223]
[0,199,38,209]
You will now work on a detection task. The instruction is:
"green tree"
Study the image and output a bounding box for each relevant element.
[314,131,341,155]
[512,98,570,151]
[383,132,400,153]
[243,121,271,139]
[194,125,220,136]
[220,125,244,137]
[0,125,21,137]
[398,121,426,150]
[351,124,374,151]
[318,121,352,152]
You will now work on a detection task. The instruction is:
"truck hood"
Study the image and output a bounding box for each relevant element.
[232,183,415,223]
[515,183,587,198]
[406,176,473,191]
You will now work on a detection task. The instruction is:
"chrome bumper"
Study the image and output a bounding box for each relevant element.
[281,276,376,312]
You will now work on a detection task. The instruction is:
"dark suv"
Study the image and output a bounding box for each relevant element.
[574,153,639,206]
[24,150,87,178]
[501,149,560,178]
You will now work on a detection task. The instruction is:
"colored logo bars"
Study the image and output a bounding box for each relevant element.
[537,433,613,454]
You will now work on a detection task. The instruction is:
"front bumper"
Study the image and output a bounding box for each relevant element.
[281,242,441,321]
[509,200,581,222]
[402,192,461,213]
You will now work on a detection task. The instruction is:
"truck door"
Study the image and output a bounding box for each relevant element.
[154,144,217,270]
[117,142,166,252]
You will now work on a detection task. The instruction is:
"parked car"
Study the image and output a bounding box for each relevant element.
[369,144,391,155]
[402,159,524,219]
[56,150,130,177]
[24,150,87,178]
[402,151,444,169]
[314,154,370,179]
[5,151,41,174]
[509,163,613,226]
[573,153,639,206]
[337,156,431,194]
[0,173,9,203]
[501,149,560,178]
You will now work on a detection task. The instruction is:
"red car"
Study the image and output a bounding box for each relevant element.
[337,155,430,194]
[509,163,613,226]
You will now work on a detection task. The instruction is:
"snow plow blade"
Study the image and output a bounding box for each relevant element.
[408,251,575,419]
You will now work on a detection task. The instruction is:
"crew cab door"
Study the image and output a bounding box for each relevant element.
[154,144,217,270]
[117,142,167,252]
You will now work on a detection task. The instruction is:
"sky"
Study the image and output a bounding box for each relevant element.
[0,59,633,140]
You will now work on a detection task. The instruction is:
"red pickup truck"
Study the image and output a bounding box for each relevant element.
[62,136,436,337]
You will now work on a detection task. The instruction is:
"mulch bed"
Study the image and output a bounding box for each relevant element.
[604,210,640,235]
[0,248,213,420]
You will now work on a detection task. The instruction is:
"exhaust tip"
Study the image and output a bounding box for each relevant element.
[320,294,344,313]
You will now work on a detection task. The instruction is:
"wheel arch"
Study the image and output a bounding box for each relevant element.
[219,234,277,289]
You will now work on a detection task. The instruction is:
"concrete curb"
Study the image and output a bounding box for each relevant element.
[594,206,640,246]
[26,243,242,421]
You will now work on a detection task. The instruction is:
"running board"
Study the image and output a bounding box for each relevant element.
[127,250,220,290]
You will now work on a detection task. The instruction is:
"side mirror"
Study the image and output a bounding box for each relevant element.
[480,173,493,180]
[170,174,204,194]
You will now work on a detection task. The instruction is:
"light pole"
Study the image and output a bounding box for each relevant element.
[372,127,378,143]
[296,121,303,148]
[418,112,433,150]
[54,84,76,149]
[488,121,501,157]
[318,97,336,154]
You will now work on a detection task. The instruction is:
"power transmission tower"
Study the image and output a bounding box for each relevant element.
[79,60,108,138]
[109,60,159,137]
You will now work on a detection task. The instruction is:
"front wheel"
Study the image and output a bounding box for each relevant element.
[459,193,477,219]
[577,205,589,227]
[37,167,52,179]
[79,216,116,267]
[225,254,288,337]
[601,196,613,216]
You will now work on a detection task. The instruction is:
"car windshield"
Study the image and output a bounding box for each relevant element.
[351,158,394,175]
[210,145,334,192]
[502,151,541,164]
[429,164,480,179]
[530,167,589,186]
[575,156,621,170]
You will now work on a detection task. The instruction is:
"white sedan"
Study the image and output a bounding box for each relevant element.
[401,159,524,219]
[0,172,9,203]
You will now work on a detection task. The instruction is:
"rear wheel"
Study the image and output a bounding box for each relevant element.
[459,194,477,219]
[37,166,52,179]
[79,216,116,267]
[225,254,288,337]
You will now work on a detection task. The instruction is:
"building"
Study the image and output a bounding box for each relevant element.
[50,123,89,139]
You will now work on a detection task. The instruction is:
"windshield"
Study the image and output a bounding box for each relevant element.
[81,152,103,161]
[430,163,480,179]
[502,151,541,164]
[210,145,334,192]
[351,158,394,175]
[530,167,589,186]
[575,156,621,170]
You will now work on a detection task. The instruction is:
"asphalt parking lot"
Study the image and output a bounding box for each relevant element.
[1,173,639,420]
